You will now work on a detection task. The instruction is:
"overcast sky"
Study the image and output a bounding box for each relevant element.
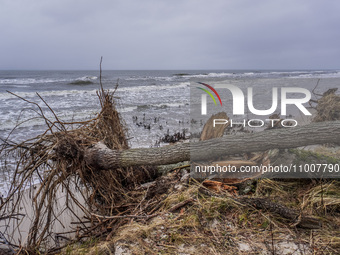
[1,0,340,70]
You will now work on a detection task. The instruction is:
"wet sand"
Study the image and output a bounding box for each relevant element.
[0,183,89,250]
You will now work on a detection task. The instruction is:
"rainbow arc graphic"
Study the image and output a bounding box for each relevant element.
[196,82,222,106]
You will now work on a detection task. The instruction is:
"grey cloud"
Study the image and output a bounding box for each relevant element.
[0,0,339,69]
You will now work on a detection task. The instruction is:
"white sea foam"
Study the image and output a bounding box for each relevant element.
[136,102,188,110]
[125,76,175,81]
[0,78,68,85]
[181,70,340,79]
[76,76,98,81]
[183,72,234,78]
[120,106,138,113]
[0,75,98,85]
[11,85,30,88]
[295,71,340,78]
[0,82,188,100]
[0,89,99,100]
[119,82,189,93]
[0,107,100,131]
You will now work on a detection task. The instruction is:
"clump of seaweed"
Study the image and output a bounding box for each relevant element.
[158,129,187,144]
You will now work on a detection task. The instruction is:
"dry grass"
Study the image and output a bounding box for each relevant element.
[65,178,340,254]
[313,93,340,122]
[302,181,340,214]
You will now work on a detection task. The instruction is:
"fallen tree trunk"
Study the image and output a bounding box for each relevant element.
[85,121,340,169]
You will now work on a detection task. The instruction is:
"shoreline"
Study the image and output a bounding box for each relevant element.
[0,182,89,250]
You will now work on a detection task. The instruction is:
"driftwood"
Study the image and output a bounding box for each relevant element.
[236,197,321,229]
[85,121,340,169]
[198,186,321,229]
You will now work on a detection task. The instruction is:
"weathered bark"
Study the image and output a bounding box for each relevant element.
[85,121,340,169]
[200,112,229,141]
[236,197,321,229]
[198,187,320,228]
